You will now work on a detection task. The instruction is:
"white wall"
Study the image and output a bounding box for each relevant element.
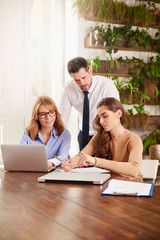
[0,0,80,164]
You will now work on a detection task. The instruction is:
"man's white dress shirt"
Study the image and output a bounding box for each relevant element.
[60,75,120,136]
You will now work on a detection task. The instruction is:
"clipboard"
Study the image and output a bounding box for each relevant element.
[101,179,154,197]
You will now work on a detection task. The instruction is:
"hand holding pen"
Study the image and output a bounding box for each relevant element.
[55,156,73,172]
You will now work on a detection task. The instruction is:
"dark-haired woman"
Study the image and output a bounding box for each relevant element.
[20,96,71,169]
[62,97,143,181]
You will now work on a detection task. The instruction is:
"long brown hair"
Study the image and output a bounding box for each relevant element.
[93,97,126,159]
[26,96,65,141]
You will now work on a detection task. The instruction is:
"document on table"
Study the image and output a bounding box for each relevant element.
[101,179,154,197]
[56,167,109,174]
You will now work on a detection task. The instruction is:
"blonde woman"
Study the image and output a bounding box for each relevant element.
[20,96,71,169]
[62,97,143,181]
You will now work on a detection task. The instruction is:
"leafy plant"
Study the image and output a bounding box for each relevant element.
[112,76,139,95]
[110,56,160,105]
[134,103,149,115]
[105,53,120,73]
[143,1,156,10]
[112,76,126,91]
[125,76,144,93]
[127,109,133,116]
[105,55,160,85]
[142,91,150,101]
[92,24,160,54]
[87,56,100,72]
[93,24,120,54]
[129,55,160,83]
[117,56,144,63]
[139,0,160,6]
[142,129,160,153]
[112,76,120,90]
[127,27,154,49]
[72,0,155,27]
[127,103,149,116]
[125,103,150,130]
[123,99,132,105]
[153,86,160,103]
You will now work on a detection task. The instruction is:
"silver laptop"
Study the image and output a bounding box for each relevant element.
[1,144,55,172]
[38,171,110,185]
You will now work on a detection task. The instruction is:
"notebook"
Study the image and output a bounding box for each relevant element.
[1,144,56,172]
[38,171,111,184]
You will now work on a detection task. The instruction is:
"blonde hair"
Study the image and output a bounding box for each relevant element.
[26,96,65,141]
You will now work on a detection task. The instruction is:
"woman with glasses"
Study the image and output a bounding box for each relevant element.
[20,96,71,169]
[62,97,143,181]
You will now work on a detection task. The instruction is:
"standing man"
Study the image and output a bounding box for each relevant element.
[60,57,120,151]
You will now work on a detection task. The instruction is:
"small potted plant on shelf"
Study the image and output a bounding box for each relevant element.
[142,129,160,160]
[125,102,150,130]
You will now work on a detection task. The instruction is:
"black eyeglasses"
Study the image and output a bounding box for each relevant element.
[38,110,56,118]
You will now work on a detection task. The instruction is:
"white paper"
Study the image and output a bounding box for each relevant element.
[102,179,152,196]
[56,166,109,174]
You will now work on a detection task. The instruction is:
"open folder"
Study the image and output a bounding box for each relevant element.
[101,179,154,197]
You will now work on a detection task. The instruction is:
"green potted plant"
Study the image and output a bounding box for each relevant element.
[91,24,159,53]
[125,103,150,130]
[142,129,160,157]
[72,0,158,27]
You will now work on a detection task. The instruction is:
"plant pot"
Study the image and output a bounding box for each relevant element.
[93,60,143,77]
[106,60,130,76]
[134,113,150,130]
[93,60,130,76]
[125,113,150,130]
[126,115,160,130]
[85,32,157,52]
[120,90,143,104]
[84,7,159,29]
[149,145,160,162]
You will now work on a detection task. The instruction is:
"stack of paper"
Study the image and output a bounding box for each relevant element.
[56,167,109,174]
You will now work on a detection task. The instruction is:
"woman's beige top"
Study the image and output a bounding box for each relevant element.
[71,129,143,180]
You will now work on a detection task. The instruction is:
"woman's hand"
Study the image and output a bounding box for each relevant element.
[61,154,95,171]
[61,161,73,172]
[48,161,55,169]
[77,153,95,167]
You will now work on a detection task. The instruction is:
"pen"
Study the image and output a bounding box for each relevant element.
[113,192,138,196]
[55,156,73,168]
[55,156,67,162]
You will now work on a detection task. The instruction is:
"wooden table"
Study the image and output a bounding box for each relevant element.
[0,169,160,240]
